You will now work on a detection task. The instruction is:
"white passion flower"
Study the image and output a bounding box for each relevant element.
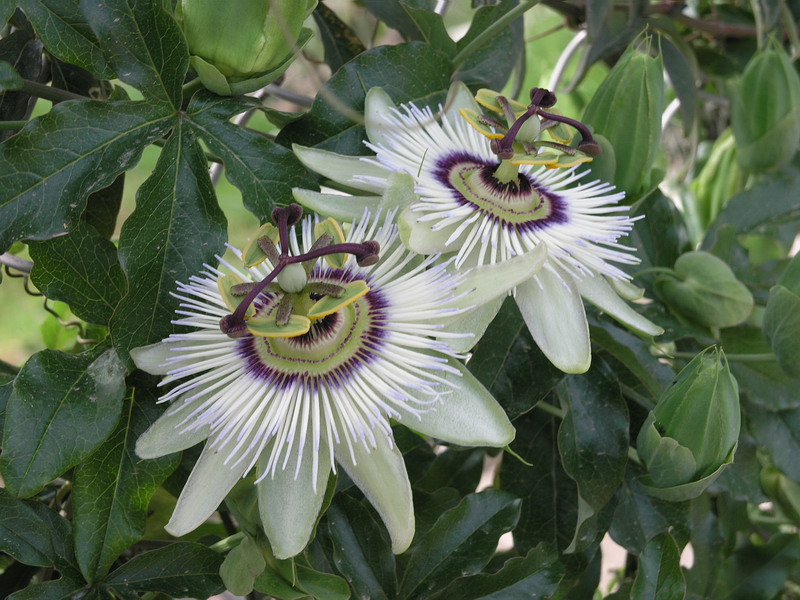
[292,83,663,373]
[131,205,523,559]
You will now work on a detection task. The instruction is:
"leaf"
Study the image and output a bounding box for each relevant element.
[558,359,629,552]
[186,93,319,221]
[323,496,397,600]
[0,29,43,141]
[72,390,180,582]
[295,564,352,600]
[763,284,800,378]
[80,0,187,108]
[0,487,55,566]
[629,191,688,271]
[660,36,697,134]
[609,467,690,555]
[312,2,366,73]
[29,221,127,325]
[82,174,124,238]
[109,119,227,365]
[0,348,126,498]
[433,543,565,600]
[0,100,173,253]
[415,448,485,497]
[359,0,435,40]
[586,0,614,40]
[18,0,114,79]
[399,490,521,600]
[0,381,10,443]
[104,542,224,596]
[454,0,524,90]
[6,579,88,600]
[711,534,800,600]
[468,297,565,420]
[401,3,456,56]
[277,42,454,155]
[0,59,23,90]
[630,533,686,600]
[748,405,800,482]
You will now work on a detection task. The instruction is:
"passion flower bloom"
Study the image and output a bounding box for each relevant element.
[131,206,523,559]
[293,83,662,373]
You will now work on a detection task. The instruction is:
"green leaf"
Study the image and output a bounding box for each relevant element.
[186,93,319,221]
[763,284,800,378]
[322,496,397,600]
[29,221,127,325]
[660,36,697,134]
[312,3,366,73]
[82,174,124,239]
[629,191,688,271]
[295,564,352,600]
[433,543,564,600]
[0,487,55,566]
[18,0,114,79]
[277,42,454,155]
[359,0,435,40]
[399,490,521,600]
[711,534,800,600]
[0,29,43,140]
[220,535,266,596]
[630,533,685,600]
[0,348,126,498]
[104,542,224,596]
[748,405,800,482]
[401,3,456,55]
[0,100,173,253]
[0,59,23,90]
[109,120,226,365]
[415,448,485,497]
[558,359,629,553]
[609,468,690,555]
[72,389,180,582]
[586,0,614,40]
[454,0,524,90]
[0,381,10,443]
[80,0,187,108]
[6,579,87,600]
[468,297,565,420]
[684,495,725,599]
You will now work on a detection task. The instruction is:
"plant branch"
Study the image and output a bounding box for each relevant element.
[22,80,90,103]
[669,351,777,363]
[0,120,26,131]
[453,0,539,67]
[264,83,313,107]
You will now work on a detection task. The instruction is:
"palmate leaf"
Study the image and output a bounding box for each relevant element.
[109,119,227,365]
[0,100,173,253]
[72,390,180,583]
[0,347,126,498]
[630,533,686,600]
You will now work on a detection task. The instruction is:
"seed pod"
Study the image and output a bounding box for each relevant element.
[582,41,664,198]
[655,251,753,330]
[690,129,747,231]
[637,347,740,497]
[728,42,800,172]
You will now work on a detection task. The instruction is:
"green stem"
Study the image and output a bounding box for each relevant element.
[620,383,655,410]
[22,80,89,103]
[632,266,675,279]
[669,351,776,363]
[210,532,245,553]
[453,0,539,67]
[781,0,800,61]
[750,0,766,50]
[0,120,26,131]
[182,77,205,98]
[535,401,564,419]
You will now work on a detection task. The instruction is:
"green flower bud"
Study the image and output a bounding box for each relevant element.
[690,129,747,231]
[655,251,754,330]
[728,42,800,172]
[582,40,664,198]
[637,347,740,499]
[277,263,308,293]
[177,0,317,95]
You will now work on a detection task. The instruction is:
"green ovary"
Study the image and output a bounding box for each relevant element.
[449,163,551,224]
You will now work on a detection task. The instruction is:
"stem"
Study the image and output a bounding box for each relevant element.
[781,0,800,61]
[453,0,539,67]
[210,532,246,553]
[182,77,205,98]
[0,120,26,131]
[0,253,33,273]
[535,401,564,419]
[22,80,89,103]
[750,0,766,50]
[264,83,313,107]
[620,383,655,410]
[670,351,777,363]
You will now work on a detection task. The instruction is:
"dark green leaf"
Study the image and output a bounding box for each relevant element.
[72,390,180,582]
[104,542,224,596]
[49,57,113,100]
[80,0,187,107]
[323,496,396,600]
[684,495,725,600]
[6,579,87,600]
[312,2,366,73]
[359,0,435,40]
[186,93,318,221]
[29,221,127,325]
[0,487,54,566]
[18,0,114,78]
[415,448,484,496]
[26,499,82,579]
[710,437,767,504]
[82,174,124,239]
[586,0,614,40]
[399,490,521,600]
[454,0,524,90]
[277,42,454,155]
[763,284,800,378]
[0,29,43,141]
[401,3,456,55]
[558,359,628,552]
[1,2,14,26]
[0,59,23,90]
[503,409,578,552]
[704,166,800,244]
[609,468,690,555]
[748,405,800,482]
[629,191,688,271]
[0,100,173,253]
[468,297,565,420]
[109,120,227,365]
[296,564,351,600]
[711,534,800,600]
[413,487,461,539]
[433,543,564,600]
[631,533,685,600]
[660,36,697,134]
[0,348,126,498]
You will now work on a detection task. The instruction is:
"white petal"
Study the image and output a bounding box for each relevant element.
[257,434,332,559]
[576,275,664,337]
[515,268,591,374]
[165,437,255,537]
[365,87,399,146]
[398,205,460,254]
[136,401,211,459]
[395,357,514,447]
[292,189,382,222]
[334,432,414,554]
[443,81,481,119]
[442,295,504,353]
[292,144,391,194]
